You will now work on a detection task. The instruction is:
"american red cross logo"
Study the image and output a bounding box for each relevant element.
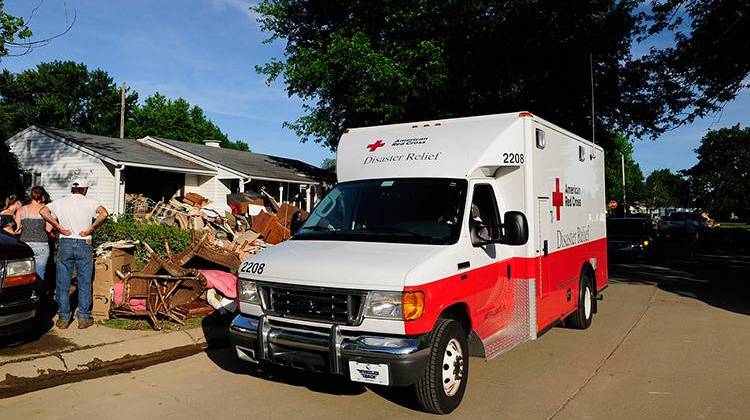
[552,178,563,221]
[366,139,385,152]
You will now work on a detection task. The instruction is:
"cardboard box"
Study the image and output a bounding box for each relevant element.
[93,248,135,321]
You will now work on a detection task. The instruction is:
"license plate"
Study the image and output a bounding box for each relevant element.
[348,361,389,385]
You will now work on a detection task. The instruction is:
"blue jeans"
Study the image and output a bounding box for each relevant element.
[56,238,93,321]
[27,242,50,282]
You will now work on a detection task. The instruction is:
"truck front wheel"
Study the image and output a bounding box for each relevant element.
[415,318,469,414]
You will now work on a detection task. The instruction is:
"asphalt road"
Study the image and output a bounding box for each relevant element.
[2,256,749,419]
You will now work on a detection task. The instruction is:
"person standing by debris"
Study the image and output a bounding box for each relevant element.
[16,187,54,292]
[40,179,109,329]
[1,194,22,235]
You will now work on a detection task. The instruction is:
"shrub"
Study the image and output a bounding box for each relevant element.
[93,215,193,269]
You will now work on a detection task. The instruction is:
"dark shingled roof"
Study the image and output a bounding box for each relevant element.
[151,136,332,183]
[38,127,213,172]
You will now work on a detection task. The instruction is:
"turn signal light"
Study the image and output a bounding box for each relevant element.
[402,291,425,321]
[643,240,650,247]
[3,273,37,287]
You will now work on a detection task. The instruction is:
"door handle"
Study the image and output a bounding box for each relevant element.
[543,240,548,256]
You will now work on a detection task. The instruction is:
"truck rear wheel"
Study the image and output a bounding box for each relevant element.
[566,272,594,329]
[415,318,468,414]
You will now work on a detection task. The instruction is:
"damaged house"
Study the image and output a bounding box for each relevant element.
[6,126,333,213]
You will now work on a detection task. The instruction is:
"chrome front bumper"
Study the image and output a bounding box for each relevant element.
[229,314,430,386]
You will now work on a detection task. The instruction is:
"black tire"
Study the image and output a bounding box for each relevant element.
[566,272,595,329]
[415,318,469,414]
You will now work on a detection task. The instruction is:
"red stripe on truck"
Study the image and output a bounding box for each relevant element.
[403,238,607,337]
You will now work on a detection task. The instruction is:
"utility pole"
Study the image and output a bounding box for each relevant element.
[119,81,126,139]
[589,53,596,144]
[621,152,627,215]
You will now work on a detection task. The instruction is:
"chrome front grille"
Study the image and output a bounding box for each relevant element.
[259,283,364,325]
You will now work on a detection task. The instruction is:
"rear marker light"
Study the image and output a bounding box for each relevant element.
[519,112,534,118]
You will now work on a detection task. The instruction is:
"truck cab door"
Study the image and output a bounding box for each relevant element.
[465,183,513,338]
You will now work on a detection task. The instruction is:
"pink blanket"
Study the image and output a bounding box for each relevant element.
[113,283,147,312]
[199,269,238,299]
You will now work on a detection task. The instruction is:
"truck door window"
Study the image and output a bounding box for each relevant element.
[470,184,501,240]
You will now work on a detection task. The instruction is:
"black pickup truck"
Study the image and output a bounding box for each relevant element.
[0,231,40,336]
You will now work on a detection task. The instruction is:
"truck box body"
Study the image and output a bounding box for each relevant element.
[230,112,607,413]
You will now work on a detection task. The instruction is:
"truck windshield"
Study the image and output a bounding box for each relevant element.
[294,178,468,245]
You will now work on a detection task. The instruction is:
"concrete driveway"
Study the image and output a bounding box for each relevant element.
[2,253,749,419]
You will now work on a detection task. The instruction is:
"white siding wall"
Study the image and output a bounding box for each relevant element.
[7,130,116,211]
[184,174,231,205]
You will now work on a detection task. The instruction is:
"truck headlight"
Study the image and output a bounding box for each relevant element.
[364,291,424,321]
[238,279,261,305]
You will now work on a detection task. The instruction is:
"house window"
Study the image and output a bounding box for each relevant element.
[22,171,33,188]
[23,171,42,189]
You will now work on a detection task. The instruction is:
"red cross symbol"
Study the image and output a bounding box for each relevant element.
[366,139,385,152]
[552,178,564,221]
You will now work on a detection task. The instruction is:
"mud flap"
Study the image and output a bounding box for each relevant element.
[482,278,537,359]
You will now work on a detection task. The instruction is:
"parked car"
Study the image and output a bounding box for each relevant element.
[607,217,655,261]
[661,211,706,240]
[0,231,40,336]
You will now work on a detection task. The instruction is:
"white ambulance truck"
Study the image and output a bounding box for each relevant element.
[230,112,608,414]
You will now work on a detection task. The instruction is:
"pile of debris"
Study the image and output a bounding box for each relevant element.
[128,188,308,260]
[94,234,243,330]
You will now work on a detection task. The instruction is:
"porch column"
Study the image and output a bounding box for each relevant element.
[305,185,311,212]
[278,184,284,203]
[113,165,123,215]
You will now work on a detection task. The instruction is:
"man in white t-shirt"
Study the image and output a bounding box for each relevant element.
[41,179,108,329]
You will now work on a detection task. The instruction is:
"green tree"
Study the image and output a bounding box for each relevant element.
[0,1,32,199]
[636,0,750,130]
[603,133,646,208]
[127,93,248,151]
[252,1,750,152]
[0,139,23,200]
[684,125,750,219]
[321,157,336,171]
[0,0,32,58]
[644,168,690,209]
[0,60,138,140]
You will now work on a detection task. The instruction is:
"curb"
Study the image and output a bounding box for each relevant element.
[0,325,228,399]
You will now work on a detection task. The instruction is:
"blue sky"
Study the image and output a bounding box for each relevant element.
[3,0,748,173]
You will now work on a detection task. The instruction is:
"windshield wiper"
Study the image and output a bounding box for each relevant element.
[300,225,336,232]
[353,226,433,240]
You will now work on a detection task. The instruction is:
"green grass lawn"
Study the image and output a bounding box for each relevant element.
[718,222,750,230]
[100,316,206,331]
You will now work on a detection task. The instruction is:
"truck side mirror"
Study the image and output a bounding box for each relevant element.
[502,211,529,245]
[290,212,304,235]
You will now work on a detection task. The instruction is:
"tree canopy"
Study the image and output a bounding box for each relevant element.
[0,61,139,140]
[1,1,32,199]
[644,168,690,209]
[605,133,646,207]
[127,93,248,151]
[0,61,248,150]
[253,0,750,152]
[684,125,750,219]
[0,0,32,58]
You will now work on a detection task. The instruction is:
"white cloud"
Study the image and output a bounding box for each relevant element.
[211,0,259,23]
